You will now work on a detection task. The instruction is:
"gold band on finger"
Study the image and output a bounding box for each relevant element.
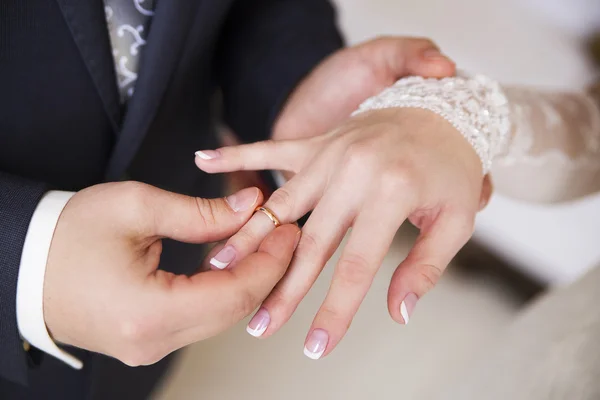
[254,206,281,227]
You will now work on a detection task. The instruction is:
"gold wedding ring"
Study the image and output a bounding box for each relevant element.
[254,206,281,227]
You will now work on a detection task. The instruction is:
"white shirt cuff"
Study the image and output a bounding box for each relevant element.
[16,191,83,370]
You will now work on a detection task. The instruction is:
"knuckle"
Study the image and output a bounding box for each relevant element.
[267,188,294,219]
[295,232,322,261]
[120,181,150,205]
[343,142,378,175]
[417,263,443,291]
[232,289,260,320]
[319,304,352,329]
[265,284,290,309]
[117,316,147,344]
[120,182,151,214]
[379,166,414,195]
[118,182,155,231]
[194,196,218,228]
[114,323,149,367]
[114,315,166,367]
[336,253,372,287]
[117,313,159,345]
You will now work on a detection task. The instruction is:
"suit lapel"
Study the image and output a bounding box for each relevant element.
[104,0,199,181]
[54,0,121,133]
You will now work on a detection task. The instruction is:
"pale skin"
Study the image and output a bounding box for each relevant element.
[43,36,491,365]
[196,38,492,359]
[44,183,301,366]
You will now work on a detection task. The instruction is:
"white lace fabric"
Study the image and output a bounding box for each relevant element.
[492,86,600,203]
[353,74,600,203]
[353,72,511,174]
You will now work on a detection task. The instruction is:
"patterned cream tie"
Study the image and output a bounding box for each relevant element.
[104,0,155,103]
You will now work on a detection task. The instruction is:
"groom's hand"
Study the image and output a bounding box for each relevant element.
[272,36,456,142]
[43,182,300,366]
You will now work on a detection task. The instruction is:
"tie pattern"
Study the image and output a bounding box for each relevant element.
[104,0,155,103]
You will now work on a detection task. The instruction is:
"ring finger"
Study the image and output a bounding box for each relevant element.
[303,194,412,359]
[207,166,327,270]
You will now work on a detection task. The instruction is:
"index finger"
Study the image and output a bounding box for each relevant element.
[195,139,309,175]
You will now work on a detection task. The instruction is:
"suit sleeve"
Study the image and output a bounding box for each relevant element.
[216,0,345,144]
[0,171,48,385]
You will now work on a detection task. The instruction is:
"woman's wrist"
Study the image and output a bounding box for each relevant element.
[351,73,511,173]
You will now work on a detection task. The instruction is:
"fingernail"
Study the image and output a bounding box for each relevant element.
[210,245,236,269]
[423,48,443,59]
[226,187,259,212]
[246,308,270,337]
[294,230,302,250]
[400,293,418,324]
[195,150,220,160]
[304,329,328,360]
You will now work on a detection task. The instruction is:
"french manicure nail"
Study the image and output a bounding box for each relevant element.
[400,293,418,324]
[195,150,220,160]
[304,329,328,360]
[226,187,259,212]
[210,245,236,269]
[246,308,270,337]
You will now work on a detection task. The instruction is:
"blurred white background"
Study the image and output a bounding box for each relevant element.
[154,1,600,399]
[339,0,600,285]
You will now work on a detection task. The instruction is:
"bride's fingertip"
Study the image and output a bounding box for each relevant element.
[195,150,221,160]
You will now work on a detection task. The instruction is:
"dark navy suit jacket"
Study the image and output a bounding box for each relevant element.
[0,0,343,397]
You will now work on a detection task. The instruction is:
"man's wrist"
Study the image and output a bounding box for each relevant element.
[16,190,83,369]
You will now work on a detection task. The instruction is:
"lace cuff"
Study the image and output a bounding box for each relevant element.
[352,73,511,173]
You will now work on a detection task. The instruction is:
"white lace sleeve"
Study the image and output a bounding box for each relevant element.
[353,75,600,203]
[352,73,511,174]
[491,86,600,203]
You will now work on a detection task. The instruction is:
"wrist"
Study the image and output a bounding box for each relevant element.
[356,107,483,173]
[352,74,511,174]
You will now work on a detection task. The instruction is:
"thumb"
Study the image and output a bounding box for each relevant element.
[166,224,301,342]
[227,224,301,310]
[150,186,263,243]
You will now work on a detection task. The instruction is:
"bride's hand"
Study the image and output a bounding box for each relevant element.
[195,108,485,359]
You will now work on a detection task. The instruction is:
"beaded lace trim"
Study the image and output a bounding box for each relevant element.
[352,73,511,173]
